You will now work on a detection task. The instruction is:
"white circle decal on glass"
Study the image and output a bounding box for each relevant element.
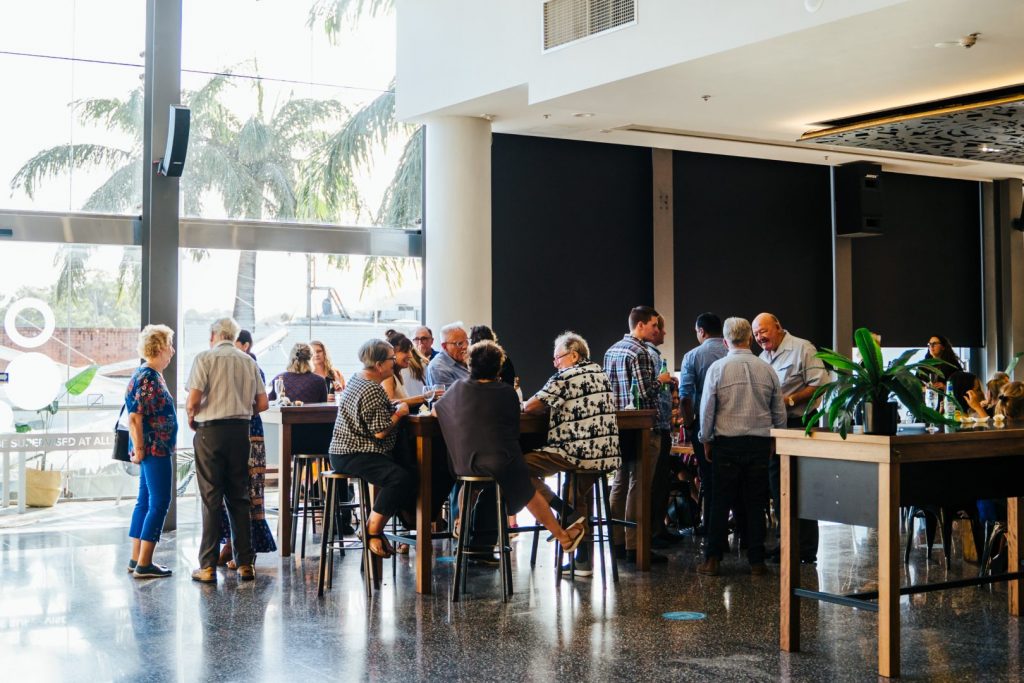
[0,400,14,432]
[4,297,56,349]
[6,353,62,410]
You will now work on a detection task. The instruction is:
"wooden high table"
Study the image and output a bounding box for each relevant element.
[266,405,657,594]
[773,425,1024,679]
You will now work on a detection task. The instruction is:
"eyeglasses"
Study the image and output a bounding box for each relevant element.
[552,352,571,363]
[927,341,942,347]
[380,356,397,364]
[412,336,431,343]
[446,340,467,348]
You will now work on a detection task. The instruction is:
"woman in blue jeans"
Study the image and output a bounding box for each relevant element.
[126,324,178,579]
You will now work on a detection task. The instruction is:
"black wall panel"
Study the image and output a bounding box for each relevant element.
[851,173,982,348]
[672,151,834,362]
[492,134,653,394]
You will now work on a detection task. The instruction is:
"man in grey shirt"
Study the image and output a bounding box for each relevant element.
[696,317,786,577]
[679,312,728,534]
[752,312,829,563]
[186,317,268,583]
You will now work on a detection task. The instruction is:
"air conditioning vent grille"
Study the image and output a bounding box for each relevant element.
[543,0,636,51]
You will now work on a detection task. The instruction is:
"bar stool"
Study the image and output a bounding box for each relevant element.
[556,468,619,586]
[452,475,513,602]
[318,470,374,597]
[290,453,328,558]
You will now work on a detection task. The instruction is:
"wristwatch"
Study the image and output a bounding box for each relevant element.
[786,396,795,407]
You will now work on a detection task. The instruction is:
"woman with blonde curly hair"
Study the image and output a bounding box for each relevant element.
[311,340,346,399]
[125,324,177,579]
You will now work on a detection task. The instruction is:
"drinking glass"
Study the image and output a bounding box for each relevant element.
[274,377,285,401]
[425,384,444,410]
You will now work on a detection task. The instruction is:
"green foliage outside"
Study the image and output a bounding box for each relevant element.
[1,272,140,328]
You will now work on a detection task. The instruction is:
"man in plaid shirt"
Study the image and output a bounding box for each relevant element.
[603,305,670,563]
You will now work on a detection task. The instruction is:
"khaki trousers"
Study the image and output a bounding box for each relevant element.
[523,450,598,532]
[610,430,659,550]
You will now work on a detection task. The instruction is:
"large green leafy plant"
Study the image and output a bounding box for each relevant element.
[803,328,952,438]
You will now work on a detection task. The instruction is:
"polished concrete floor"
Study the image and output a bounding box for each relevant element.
[1,498,1022,682]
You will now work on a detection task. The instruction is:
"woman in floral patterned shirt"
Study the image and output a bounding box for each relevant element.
[126,324,178,579]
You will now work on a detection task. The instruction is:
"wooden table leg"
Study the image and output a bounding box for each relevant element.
[1008,496,1022,617]
[415,435,433,594]
[780,454,801,652]
[279,424,293,558]
[635,429,652,571]
[878,462,900,679]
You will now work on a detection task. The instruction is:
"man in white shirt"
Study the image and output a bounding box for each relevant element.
[752,312,829,564]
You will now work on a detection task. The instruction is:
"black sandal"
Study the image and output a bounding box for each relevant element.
[366,533,394,558]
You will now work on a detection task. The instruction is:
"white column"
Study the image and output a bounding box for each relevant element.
[424,116,492,332]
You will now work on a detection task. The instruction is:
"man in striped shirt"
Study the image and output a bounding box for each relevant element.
[696,317,786,577]
[186,317,268,583]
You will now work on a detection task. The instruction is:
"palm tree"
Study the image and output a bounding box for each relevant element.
[9,68,360,330]
[307,0,423,291]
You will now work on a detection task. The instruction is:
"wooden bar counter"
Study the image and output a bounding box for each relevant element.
[265,404,657,594]
[773,424,1024,679]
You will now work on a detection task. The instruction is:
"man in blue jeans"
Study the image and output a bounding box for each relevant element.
[696,317,786,576]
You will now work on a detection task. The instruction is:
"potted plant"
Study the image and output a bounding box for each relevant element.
[803,328,952,438]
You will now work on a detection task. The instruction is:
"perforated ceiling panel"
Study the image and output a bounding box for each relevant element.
[543,0,636,50]
[801,90,1024,166]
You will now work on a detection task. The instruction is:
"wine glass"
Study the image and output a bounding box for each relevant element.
[425,383,444,410]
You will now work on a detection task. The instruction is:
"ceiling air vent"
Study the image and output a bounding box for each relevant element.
[543,0,636,51]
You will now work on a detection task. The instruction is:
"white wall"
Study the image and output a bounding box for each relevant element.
[396,0,908,121]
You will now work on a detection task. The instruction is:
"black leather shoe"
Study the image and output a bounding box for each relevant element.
[469,554,500,567]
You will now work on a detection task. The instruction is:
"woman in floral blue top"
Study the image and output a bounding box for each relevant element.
[126,324,178,579]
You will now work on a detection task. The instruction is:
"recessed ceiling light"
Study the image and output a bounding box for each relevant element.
[572,112,595,118]
[979,145,1003,153]
[804,0,824,12]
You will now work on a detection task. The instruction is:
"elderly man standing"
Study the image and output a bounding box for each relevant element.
[752,312,829,564]
[524,331,621,575]
[679,312,728,534]
[424,322,469,386]
[604,305,670,564]
[696,317,786,576]
[412,326,439,361]
[186,318,268,583]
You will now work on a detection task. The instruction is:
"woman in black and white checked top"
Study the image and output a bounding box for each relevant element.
[328,339,413,558]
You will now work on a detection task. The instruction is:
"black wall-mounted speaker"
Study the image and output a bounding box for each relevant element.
[158,105,190,177]
[833,161,883,237]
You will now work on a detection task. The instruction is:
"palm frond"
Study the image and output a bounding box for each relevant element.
[83,162,143,213]
[74,88,145,137]
[237,117,275,165]
[10,144,133,198]
[53,246,92,304]
[376,126,423,227]
[307,0,394,41]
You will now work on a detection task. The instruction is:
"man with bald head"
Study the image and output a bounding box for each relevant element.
[412,326,438,361]
[751,312,828,563]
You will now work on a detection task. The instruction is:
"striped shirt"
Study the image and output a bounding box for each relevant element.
[603,335,658,410]
[699,349,787,442]
[186,341,266,422]
[329,375,396,456]
[534,361,621,470]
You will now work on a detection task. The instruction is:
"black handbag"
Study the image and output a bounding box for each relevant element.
[112,404,131,462]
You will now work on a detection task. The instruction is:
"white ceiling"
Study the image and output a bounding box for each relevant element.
[431,0,1024,181]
